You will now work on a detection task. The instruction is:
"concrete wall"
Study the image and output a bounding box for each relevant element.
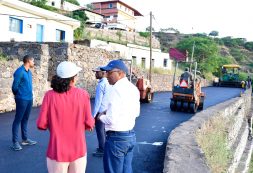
[46,0,81,11]
[89,39,171,70]
[163,89,252,173]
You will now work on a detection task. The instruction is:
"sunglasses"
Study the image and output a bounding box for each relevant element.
[106,70,121,74]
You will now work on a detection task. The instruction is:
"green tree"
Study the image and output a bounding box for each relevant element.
[25,0,58,11]
[221,37,245,47]
[86,4,93,10]
[175,37,232,77]
[176,37,219,63]
[244,42,253,51]
[209,30,219,37]
[70,11,88,40]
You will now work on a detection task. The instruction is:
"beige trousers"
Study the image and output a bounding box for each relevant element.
[47,155,87,173]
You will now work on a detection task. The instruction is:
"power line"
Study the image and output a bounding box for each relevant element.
[152,14,163,31]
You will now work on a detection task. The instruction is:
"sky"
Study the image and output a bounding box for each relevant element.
[78,0,253,41]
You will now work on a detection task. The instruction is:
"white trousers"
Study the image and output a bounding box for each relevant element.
[47,155,87,173]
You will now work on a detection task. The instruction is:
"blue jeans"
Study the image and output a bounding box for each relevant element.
[12,99,33,143]
[103,130,136,173]
[95,118,105,151]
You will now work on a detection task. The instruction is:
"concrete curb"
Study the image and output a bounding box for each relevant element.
[163,89,252,173]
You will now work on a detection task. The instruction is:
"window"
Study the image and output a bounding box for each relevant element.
[141,58,146,69]
[132,56,137,66]
[163,59,168,67]
[113,15,118,18]
[108,3,113,8]
[9,17,23,33]
[152,59,155,68]
[56,29,65,42]
[51,1,55,6]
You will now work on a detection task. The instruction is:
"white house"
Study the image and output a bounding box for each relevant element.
[90,39,172,70]
[76,8,104,25]
[46,0,81,11]
[0,0,80,43]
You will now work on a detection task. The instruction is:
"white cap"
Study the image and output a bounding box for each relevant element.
[56,61,82,78]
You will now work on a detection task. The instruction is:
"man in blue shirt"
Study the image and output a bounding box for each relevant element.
[11,55,37,151]
[92,67,110,157]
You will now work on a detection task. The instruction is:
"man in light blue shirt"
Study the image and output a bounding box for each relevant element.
[92,67,110,157]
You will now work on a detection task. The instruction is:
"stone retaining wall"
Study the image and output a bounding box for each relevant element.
[0,42,212,113]
[0,42,119,112]
[163,89,252,173]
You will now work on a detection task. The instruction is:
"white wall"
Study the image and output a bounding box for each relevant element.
[90,39,172,70]
[46,0,61,9]
[85,10,103,23]
[46,0,80,11]
[0,4,75,42]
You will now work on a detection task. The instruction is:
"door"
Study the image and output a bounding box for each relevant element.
[36,24,44,42]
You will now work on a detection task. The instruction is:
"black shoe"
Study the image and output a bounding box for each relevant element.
[21,139,37,146]
[92,148,104,157]
[11,142,22,151]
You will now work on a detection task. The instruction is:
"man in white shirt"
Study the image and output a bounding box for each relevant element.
[92,67,110,157]
[97,59,140,173]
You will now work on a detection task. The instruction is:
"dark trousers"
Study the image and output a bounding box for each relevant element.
[95,118,106,151]
[103,130,136,173]
[12,99,33,143]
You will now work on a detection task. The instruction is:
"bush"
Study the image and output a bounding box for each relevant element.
[139,32,149,38]
[0,54,7,61]
[30,0,58,12]
[229,48,246,62]
[238,71,248,81]
[244,42,253,51]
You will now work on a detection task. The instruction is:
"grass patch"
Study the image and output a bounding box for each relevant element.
[249,154,253,173]
[0,53,7,61]
[196,116,232,173]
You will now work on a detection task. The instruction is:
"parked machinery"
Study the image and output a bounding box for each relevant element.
[136,77,153,103]
[121,59,154,103]
[170,61,205,113]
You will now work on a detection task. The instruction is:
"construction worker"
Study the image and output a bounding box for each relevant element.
[180,67,193,88]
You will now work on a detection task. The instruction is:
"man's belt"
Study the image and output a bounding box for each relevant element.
[106,130,134,135]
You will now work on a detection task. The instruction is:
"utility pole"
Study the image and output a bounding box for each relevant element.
[149,11,152,82]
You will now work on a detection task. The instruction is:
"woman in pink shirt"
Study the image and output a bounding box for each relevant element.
[37,61,95,173]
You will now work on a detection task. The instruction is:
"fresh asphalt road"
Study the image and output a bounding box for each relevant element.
[0,87,242,173]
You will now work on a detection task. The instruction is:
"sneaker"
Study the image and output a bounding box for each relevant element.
[92,148,104,157]
[11,142,22,151]
[21,139,37,146]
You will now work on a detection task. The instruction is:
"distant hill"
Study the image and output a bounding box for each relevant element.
[153,32,253,73]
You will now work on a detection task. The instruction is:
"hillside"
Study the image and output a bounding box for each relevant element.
[153,32,253,73]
